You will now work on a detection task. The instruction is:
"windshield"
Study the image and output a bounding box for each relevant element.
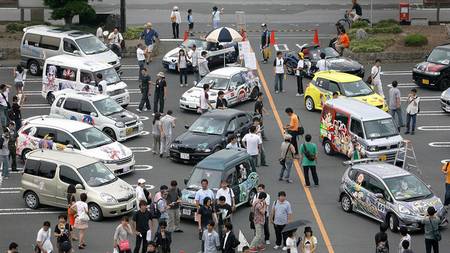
[78,162,117,187]
[94,68,120,85]
[187,168,222,189]
[196,76,229,90]
[309,47,340,60]
[182,39,208,49]
[72,127,113,149]
[75,36,108,55]
[340,80,374,97]
[93,97,124,116]
[384,175,432,201]
[189,117,227,135]
[427,48,450,65]
[363,118,398,139]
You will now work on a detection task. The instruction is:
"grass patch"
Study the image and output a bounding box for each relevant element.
[351,20,369,29]
[350,35,395,53]
[404,33,428,47]
[123,26,144,40]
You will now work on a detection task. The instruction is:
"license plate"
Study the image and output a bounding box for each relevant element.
[180,153,190,160]
[422,79,429,85]
[182,209,191,216]
[169,64,176,70]
[379,155,387,161]
[189,103,197,109]
[126,202,133,210]
[126,127,137,136]
[123,166,130,172]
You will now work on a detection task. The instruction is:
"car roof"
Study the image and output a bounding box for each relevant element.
[45,55,111,71]
[27,149,98,167]
[314,71,361,82]
[325,98,390,121]
[196,149,250,171]
[200,109,248,119]
[352,162,410,179]
[25,116,92,132]
[60,92,109,102]
[23,25,92,39]
[209,67,248,78]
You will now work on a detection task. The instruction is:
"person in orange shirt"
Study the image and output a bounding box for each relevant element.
[442,161,450,209]
[284,107,302,154]
[334,29,350,56]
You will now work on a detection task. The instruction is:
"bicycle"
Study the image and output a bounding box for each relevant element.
[337,12,370,31]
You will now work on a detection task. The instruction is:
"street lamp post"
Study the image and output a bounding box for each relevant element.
[120,0,126,32]
[370,0,373,27]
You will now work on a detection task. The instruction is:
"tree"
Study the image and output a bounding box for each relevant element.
[44,0,95,25]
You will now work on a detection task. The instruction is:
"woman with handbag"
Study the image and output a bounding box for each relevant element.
[279,134,296,183]
[423,206,441,253]
[74,193,89,250]
[114,216,133,253]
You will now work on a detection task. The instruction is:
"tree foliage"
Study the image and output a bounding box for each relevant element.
[44,0,95,24]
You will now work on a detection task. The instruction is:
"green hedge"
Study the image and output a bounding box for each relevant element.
[374,19,398,28]
[351,20,369,29]
[350,37,395,53]
[123,26,144,40]
[404,33,428,47]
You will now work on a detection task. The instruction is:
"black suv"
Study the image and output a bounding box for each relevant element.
[413,44,450,90]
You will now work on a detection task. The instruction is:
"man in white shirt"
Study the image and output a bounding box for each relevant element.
[371,59,383,97]
[198,51,210,79]
[195,179,215,207]
[199,83,213,114]
[136,43,146,81]
[0,84,11,128]
[405,88,420,135]
[191,44,200,82]
[36,221,53,253]
[170,6,182,39]
[96,24,104,41]
[216,180,236,210]
[108,27,123,58]
[316,52,328,71]
[273,51,286,93]
[136,178,147,207]
[160,110,176,158]
[252,184,271,245]
[295,52,305,96]
[95,73,108,95]
[242,126,262,168]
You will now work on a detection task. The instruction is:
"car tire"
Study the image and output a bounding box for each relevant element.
[438,78,450,91]
[88,203,103,221]
[286,61,296,75]
[213,146,222,153]
[340,194,352,213]
[250,87,259,101]
[387,213,399,232]
[122,104,129,109]
[305,96,315,112]
[247,189,257,207]
[103,127,117,141]
[27,60,40,76]
[21,148,32,161]
[24,191,40,209]
[46,92,55,105]
[323,139,334,155]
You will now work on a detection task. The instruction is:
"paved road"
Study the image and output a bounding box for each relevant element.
[0,35,448,253]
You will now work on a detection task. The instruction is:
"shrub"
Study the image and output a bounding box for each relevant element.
[350,37,395,53]
[404,33,428,47]
[123,26,144,40]
[351,20,369,29]
[374,19,398,28]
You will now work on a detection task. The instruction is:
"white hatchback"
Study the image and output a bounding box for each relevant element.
[49,92,143,141]
[17,116,135,175]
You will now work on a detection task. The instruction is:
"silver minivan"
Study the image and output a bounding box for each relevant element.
[21,150,136,221]
[20,25,121,75]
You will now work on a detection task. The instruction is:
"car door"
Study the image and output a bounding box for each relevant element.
[314,78,329,108]
[54,130,81,150]
[223,166,240,205]
[236,114,251,137]
[365,175,390,222]
[33,127,57,150]
[333,111,350,155]
[227,74,242,106]
[58,66,78,91]
[226,117,237,138]
[62,98,82,121]
[36,160,58,206]
[56,165,85,206]
[235,160,254,204]
[51,96,66,117]
[233,73,248,103]
[63,38,80,55]
[78,101,97,125]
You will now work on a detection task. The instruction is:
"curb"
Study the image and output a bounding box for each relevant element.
[343,50,428,64]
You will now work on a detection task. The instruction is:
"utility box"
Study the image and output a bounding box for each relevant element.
[400,2,410,25]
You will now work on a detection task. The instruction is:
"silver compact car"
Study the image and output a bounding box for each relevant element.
[338,160,448,232]
[441,87,450,112]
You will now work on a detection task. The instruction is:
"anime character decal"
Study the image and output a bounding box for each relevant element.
[320,112,352,156]
[82,115,95,125]
[45,65,58,92]
[100,144,126,160]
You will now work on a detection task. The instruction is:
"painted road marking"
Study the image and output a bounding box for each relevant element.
[139,116,149,121]
[129,147,152,153]
[387,83,417,88]
[237,230,250,252]
[252,42,335,253]
[140,131,150,136]
[134,165,153,171]
[381,70,411,76]
[429,142,450,148]
[418,126,450,131]
[441,159,450,164]
[401,95,441,102]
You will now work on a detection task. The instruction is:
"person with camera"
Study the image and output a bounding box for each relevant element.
[299,134,318,187]
[279,134,296,183]
[284,108,303,155]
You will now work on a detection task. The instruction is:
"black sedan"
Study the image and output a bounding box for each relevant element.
[413,44,450,90]
[169,109,253,163]
[284,45,364,78]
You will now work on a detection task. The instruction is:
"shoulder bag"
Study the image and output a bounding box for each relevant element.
[279,143,292,166]
[302,144,315,162]
[79,211,90,222]
[297,115,304,135]
[366,67,379,85]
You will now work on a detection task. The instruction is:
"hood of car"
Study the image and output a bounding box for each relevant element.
[415,61,446,73]
[108,110,139,123]
[326,57,362,71]
[94,178,135,200]
[173,131,223,149]
[442,88,450,100]
[87,141,132,161]
[163,47,181,62]
[182,87,219,100]
[181,188,197,205]
[364,134,403,146]
[353,94,385,106]
[400,195,443,216]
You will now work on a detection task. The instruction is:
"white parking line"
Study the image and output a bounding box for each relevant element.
[0,211,62,215]
[418,126,450,131]
[129,147,152,153]
[381,71,412,76]
[134,165,153,171]
[429,142,450,148]
[401,95,441,102]
[387,83,417,88]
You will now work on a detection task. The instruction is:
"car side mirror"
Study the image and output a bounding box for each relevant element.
[374,193,384,199]
[424,54,428,60]
[73,50,81,56]
[184,125,190,130]
[75,184,84,190]
[90,112,98,117]
[184,179,188,185]
[193,81,197,86]
[66,144,74,149]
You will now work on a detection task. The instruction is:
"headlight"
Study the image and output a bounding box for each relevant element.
[398,205,412,215]
[170,144,178,149]
[115,122,125,128]
[196,148,211,153]
[425,71,440,76]
[102,159,116,164]
[100,192,118,204]
[368,146,378,152]
[180,97,187,101]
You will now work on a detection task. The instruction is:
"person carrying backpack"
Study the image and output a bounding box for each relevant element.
[299,134,318,187]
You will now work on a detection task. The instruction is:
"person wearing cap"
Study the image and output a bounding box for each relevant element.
[136,178,148,207]
[422,206,441,253]
[261,24,271,63]
[279,134,296,183]
[170,6,181,39]
[140,23,159,64]
[154,72,167,114]
[301,226,317,253]
[295,52,305,96]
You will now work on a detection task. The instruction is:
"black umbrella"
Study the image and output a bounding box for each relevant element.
[282,219,310,233]
[206,27,243,43]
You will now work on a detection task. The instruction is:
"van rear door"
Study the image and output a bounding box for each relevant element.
[23,159,58,206]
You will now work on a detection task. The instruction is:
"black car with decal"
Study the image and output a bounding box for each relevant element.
[413,44,450,90]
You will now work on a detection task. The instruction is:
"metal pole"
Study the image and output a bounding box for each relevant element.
[120,0,126,32]
[370,0,373,27]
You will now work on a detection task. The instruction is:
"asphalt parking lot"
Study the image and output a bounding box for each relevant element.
[0,35,448,253]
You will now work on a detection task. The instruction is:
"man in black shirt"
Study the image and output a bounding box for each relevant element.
[260,24,270,63]
[133,200,152,253]
[216,91,228,109]
[137,67,152,113]
[254,92,267,139]
[54,214,72,253]
[167,180,183,233]
[215,196,232,240]
[154,72,167,114]
[374,222,389,252]
[348,0,362,21]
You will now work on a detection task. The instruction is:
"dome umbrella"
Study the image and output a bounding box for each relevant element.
[206,27,243,43]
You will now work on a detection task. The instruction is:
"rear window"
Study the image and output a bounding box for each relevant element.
[23,33,40,46]
[37,161,57,179]
[40,36,61,50]
[24,159,40,175]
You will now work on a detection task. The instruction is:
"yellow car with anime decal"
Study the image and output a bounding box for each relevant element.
[304,71,388,112]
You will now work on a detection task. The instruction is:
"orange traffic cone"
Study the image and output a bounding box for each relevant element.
[270,30,276,45]
[313,29,319,45]
[183,31,189,41]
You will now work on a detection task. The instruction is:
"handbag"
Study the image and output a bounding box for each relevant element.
[78,212,90,222]
[302,144,315,162]
[279,143,292,166]
[429,217,442,241]
[296,115,304,135]
[366,67,379,85]
[119,240,130,251]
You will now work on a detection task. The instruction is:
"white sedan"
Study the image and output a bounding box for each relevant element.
[179,67,261,111]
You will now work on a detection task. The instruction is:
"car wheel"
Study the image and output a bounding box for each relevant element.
[27,60,40,76]
[21,148,32,161]
[213,146,222,153]
[286,61,295,75]
[323,139,334,155]
[438,78,450,91]
[122,104,128,109]
[250,87,259,101]
[340,194,352,213]
[103,127,117,141]
[305,96,315,111]
[24,191,40,209]
[46,92,55,105]
[387,213,399,232]
[88,203,103,221]
[247,189,257,206]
